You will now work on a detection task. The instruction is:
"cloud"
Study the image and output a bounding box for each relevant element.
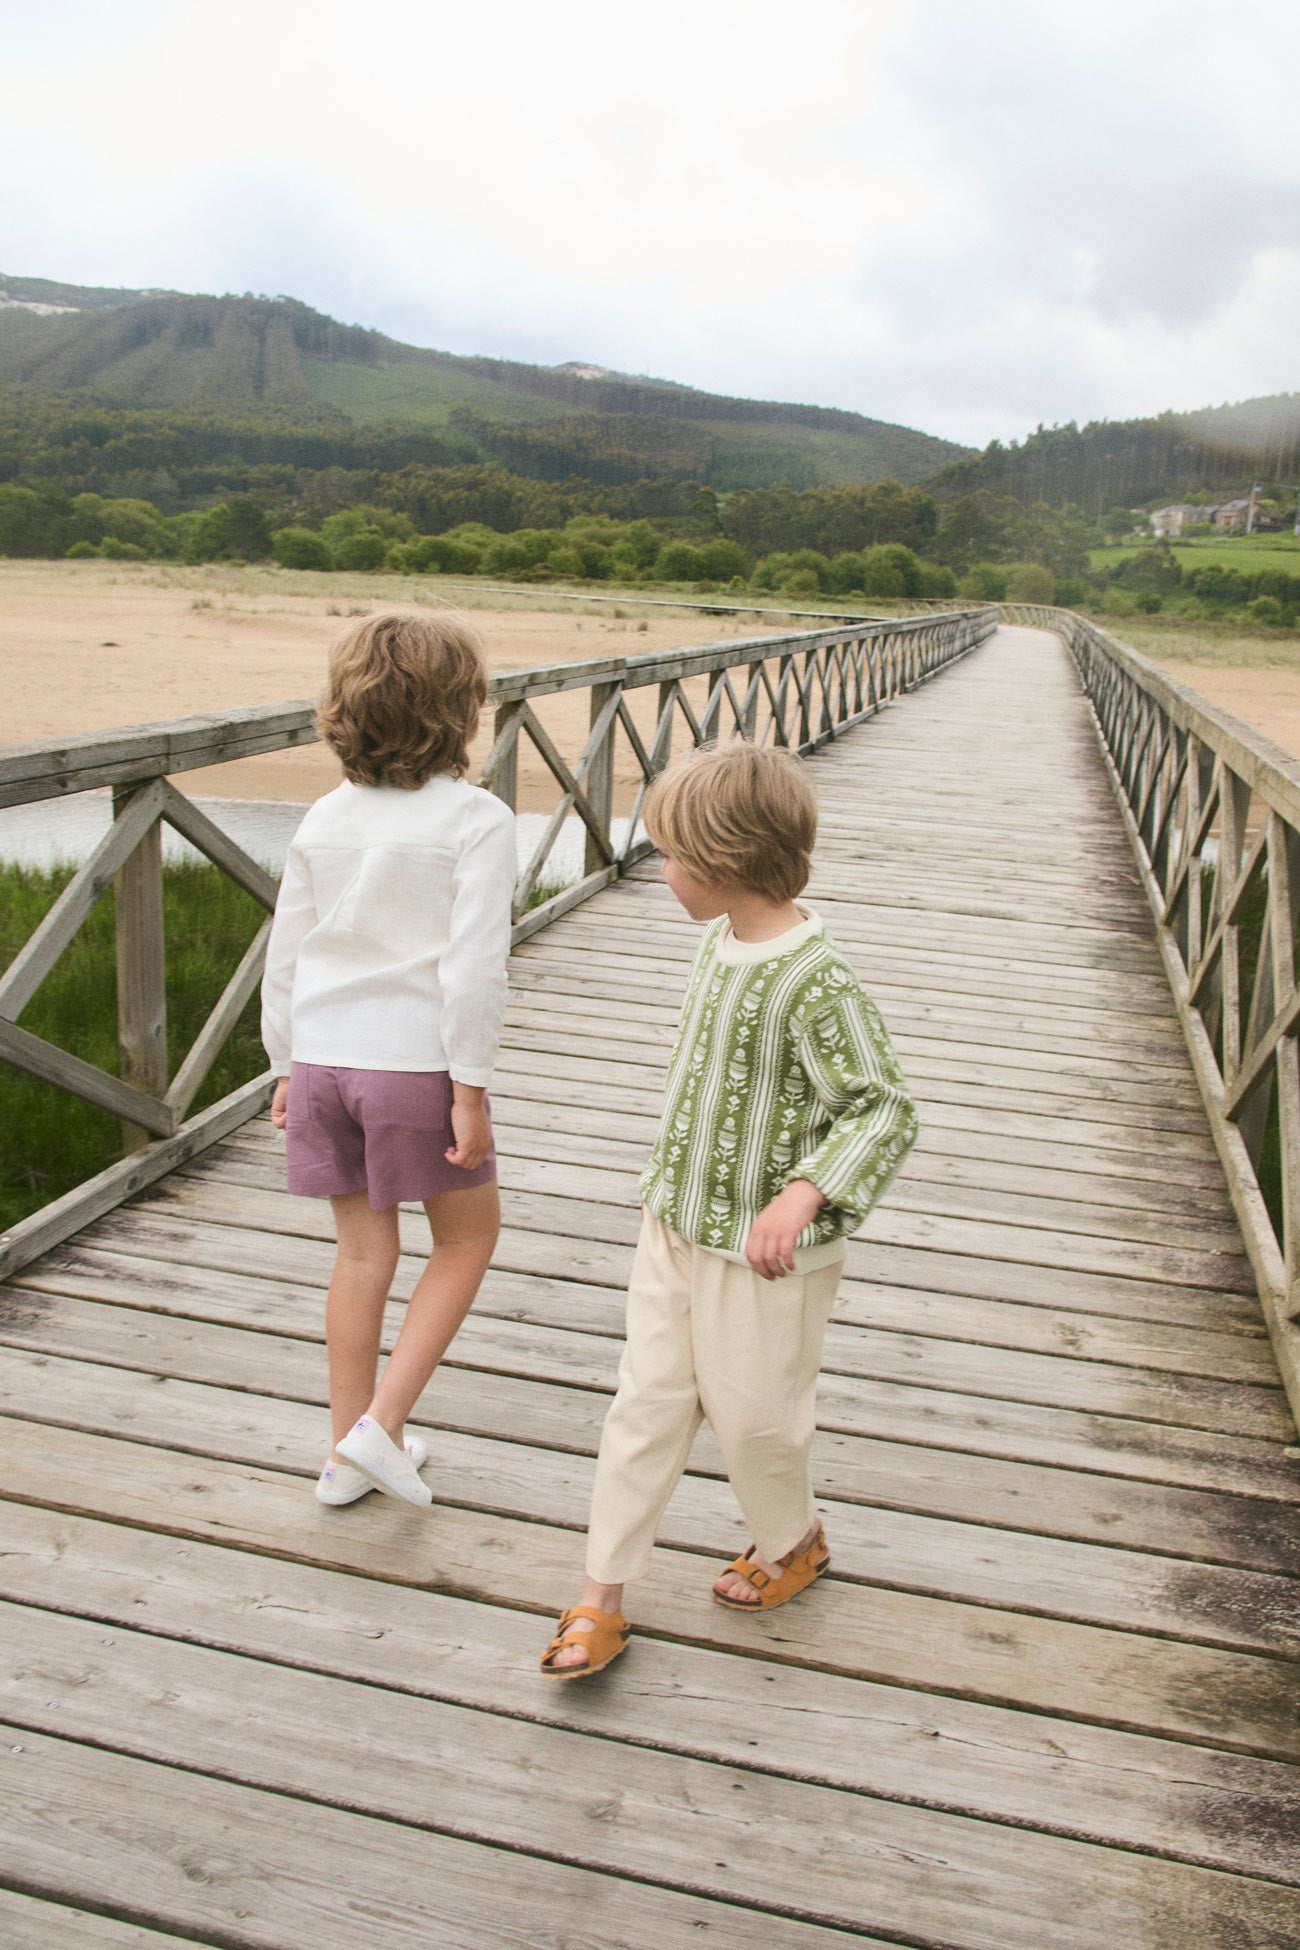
[2,0,1297,447]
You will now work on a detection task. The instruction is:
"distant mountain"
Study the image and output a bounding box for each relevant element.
[0,278,968,491]
[930,394,1300,513]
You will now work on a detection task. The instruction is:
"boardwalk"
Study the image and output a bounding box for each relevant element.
[2,624,1298,1948]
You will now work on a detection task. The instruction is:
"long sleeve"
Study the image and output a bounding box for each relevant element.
[437,801,517,1087]
[259,844,319,1074]
[793,991,918,1223]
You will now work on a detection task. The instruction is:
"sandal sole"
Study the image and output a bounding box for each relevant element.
[712,1558,829,1611]
[540,1634,630,1682]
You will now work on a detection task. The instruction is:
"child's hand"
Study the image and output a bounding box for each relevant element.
[270,1077,290,1130]
[446,1087,491,1170]
[745,1178,827,1280]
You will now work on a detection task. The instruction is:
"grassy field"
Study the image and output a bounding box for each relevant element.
[1100,615,1300,669]
[0,862,268,1230]
[1089,535,1300,575]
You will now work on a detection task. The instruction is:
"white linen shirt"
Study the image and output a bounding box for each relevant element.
[260,773,516,1086]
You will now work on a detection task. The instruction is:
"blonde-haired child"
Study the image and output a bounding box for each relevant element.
[261,610,515,1508]
[541,742,917,1676]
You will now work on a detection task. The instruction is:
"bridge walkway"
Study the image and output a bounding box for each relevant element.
[1,625,1297,1948]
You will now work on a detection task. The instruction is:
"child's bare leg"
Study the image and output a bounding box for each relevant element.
[365,1179,500,1440]
[326,1192,401,1454]
[713,1520,824,1604]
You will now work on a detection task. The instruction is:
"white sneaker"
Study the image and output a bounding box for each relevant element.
[337,1417,434,1506]
[316,1436,428,1506]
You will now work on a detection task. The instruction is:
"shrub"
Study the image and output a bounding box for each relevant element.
[1246,595,1285,625]
[861,545,922,596]
[98,537,148,561]
[1186,566,1249,606]
[1005,563,1057,604]
[332,530,389,572]
[1055,577,1089,608]
[402,534,483,575]
[185,497,274,563]
[958,563,1008,601]
[918,563,957,598]
[784,570,822,597]
[1101,587,1140,618]
[698,538,749,581]
[272,527,332,570]
[655,541,709,581]
[826,551,867,595]
[752,553,789,590]
[65,540,100,559]
[0,484,66,556]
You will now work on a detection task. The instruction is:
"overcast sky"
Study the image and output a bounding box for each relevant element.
[4,0,1297,448]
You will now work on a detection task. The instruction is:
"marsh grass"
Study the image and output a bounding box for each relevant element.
[1111,617,1300,670]
[0,861,268,1230]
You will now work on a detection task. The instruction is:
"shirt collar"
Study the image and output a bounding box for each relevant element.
[713,909,823,966]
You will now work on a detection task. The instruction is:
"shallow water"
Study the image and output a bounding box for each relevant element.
[0,791,629,885]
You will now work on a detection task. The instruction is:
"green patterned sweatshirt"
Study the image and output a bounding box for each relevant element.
[639,912,918,1261]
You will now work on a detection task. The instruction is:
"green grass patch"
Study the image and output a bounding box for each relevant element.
[1090,536,1300,575]
[1102,616,1300,670]
[0,861,269,1231]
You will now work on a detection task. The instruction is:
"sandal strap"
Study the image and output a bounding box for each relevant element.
[541,1605,627,1664]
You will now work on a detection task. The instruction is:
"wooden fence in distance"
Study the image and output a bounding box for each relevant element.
[0,605,997,1283]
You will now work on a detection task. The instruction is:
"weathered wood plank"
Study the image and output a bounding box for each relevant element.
[6,1504,1298,1885]
[7,1603,1300,1950]
[0,1888,198,1948]
[1,1417,1296,1762]
[5,1338,1298,1658]
[4,1280,1295,1573]
[3,1728,882,1950]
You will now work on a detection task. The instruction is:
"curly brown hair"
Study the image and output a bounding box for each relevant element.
[643,742,817,901]
[317,610,488,788]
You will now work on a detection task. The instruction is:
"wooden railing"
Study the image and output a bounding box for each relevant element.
[0,607,996,1279]
[1005,603,1300,1418]
[487,609,997,939]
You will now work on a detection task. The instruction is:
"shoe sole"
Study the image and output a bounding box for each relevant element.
[712,1556,829,1611]
[540,1633,630,1682]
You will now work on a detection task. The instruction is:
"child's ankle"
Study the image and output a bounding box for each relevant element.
[581,1576,624,1613]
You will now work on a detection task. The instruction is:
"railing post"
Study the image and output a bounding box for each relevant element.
[584,680,619,877]
[112,788,167,1153]
[490,702,520,810]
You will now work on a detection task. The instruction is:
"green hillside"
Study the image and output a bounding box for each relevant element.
[931,394,1300,513]
[0,278,966,490]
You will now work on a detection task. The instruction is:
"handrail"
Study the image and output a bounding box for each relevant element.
[1003,603,1300,1421]
[0,605,996,1280]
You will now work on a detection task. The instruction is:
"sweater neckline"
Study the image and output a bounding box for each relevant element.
[713,909,823,966]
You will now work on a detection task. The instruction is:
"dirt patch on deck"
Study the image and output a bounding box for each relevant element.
[0,560,789,808]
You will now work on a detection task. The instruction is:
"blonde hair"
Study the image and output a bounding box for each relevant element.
[317,610,488,788]
[643,743,817,901]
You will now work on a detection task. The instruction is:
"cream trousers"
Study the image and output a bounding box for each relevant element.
[585,1209,843,1585]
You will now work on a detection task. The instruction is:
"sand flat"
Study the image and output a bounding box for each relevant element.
[0,560,785,807]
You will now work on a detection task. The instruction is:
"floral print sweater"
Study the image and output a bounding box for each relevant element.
[639,912,918,1261]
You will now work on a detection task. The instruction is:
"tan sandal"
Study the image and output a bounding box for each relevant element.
[539,1605,630,1680]
[713,1525,830,1611]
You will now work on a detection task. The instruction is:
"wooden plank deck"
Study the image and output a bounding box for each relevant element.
[2,623,1299,1949]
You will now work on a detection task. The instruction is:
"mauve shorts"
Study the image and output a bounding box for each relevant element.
[284,1063,496,1209]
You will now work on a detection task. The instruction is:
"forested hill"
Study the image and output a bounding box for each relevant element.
[0,278,966,491]
[930,393,1300,514]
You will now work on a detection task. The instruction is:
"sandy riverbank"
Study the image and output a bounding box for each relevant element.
[0,560,793,809]
[6,564,1298,810]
